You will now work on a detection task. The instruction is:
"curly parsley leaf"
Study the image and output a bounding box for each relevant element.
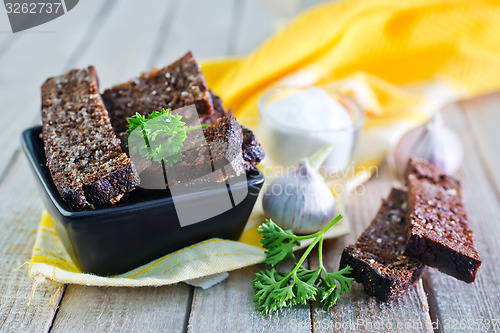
[320,266,354,308]
[252,215,353,315]
[126,109,207,167]
[257,220,301,266]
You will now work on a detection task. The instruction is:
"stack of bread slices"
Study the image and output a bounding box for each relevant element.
[340,157,481,302]
[41,52,264,210]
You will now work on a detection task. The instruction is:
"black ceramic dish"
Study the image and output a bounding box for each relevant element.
[22,126,264,276]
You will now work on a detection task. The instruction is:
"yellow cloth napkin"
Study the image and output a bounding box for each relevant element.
[28,0,500,287]
[204,0,500,125]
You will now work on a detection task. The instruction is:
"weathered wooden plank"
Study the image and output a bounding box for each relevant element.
[0,2,116,332]
[0,153,65,332]
[188,2,325,331]
[0,0,116,178]
[310,164,433,333]
[71,0,175,88]
[0,34,16,60]
[187,260,312,333]
[0,6,11,32]
[460,93,500,198]
[0,4,16,51]
[163,1,311,330]
[419,103,500,333]
[176,5,307,328]
[150,0,235,67]
[179,1,313,330]
[50,284,192,333]
[233,0,302,56]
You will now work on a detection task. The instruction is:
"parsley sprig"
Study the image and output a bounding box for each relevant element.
[126,109,207,166]
[252,215,354,315]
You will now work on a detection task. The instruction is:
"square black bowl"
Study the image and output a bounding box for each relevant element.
[22,126,264,276]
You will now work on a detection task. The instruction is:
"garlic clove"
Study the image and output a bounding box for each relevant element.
[429,127,463,174]
[394,124,427,175]
[394,114,463,176]
[262,159,336,235]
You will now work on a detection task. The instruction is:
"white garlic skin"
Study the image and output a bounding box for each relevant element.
[395,117,463,175]
[262,160,336,235]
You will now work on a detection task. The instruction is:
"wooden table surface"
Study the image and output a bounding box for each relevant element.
[1,0,499,332]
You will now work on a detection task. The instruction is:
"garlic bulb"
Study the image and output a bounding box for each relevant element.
[262,159,336,235]
[394,113,463,175]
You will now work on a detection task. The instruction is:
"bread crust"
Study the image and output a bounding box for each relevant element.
[102,52,264,173]
[340,188,425,302]
[241,126,265,172]
[404,157,481,283]
[41,66,139,210]
[102,51,214,138]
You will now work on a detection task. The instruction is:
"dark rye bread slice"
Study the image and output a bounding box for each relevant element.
[404,157,481,283]
[200,90,232,124]
[41,66,140,210]
[201,91,264,172]
[166,115,244,185]
[339,188,425,302]
[101,50,264,172]
[102,51,213,140]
